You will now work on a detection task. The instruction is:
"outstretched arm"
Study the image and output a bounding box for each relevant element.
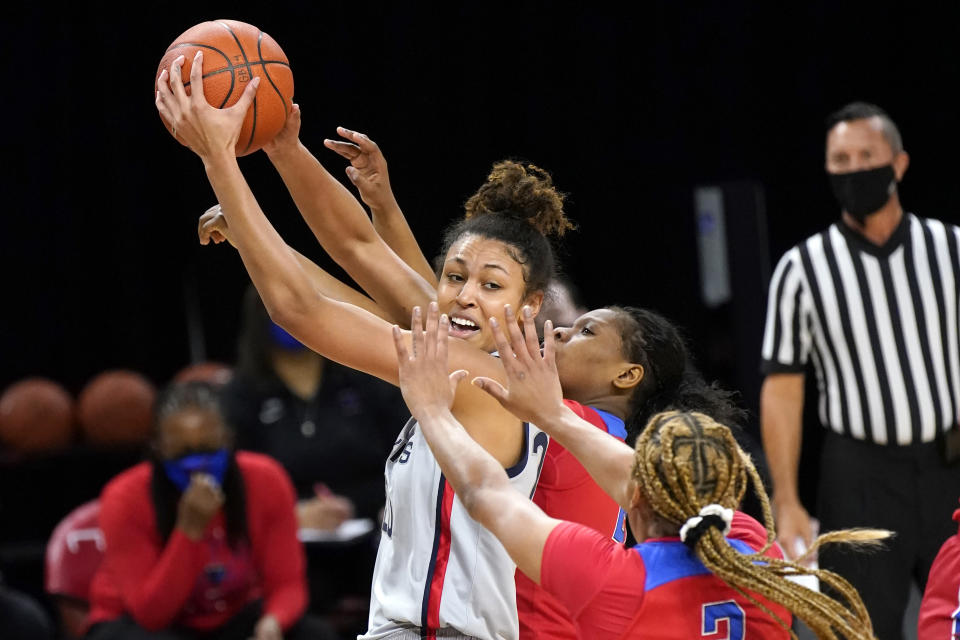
[156,52,523,467]
[473,305,637,510]
[324,127,438,287]
[262,108,435,324]
[394,303,560,584]
[198,204,392,321]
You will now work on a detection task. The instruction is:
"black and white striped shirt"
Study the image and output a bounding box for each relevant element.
[761,213,960,445]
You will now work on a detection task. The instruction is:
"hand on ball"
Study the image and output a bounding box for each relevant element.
[156,51,260,160]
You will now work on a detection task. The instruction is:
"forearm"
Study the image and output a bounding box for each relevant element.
[760,375,805,504]
[370,202,438,286]
[416,407,513,524]
[289,248,390,320]
[538,406,636,509]
[203,153,319,324]
[268,142,379,258]
[268,143,435,324]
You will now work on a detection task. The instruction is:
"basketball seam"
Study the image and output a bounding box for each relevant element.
[257,31,289,120]
[165,42,235,108]
[217,21,257,154]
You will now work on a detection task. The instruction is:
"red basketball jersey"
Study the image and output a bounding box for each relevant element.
[517,399,627,640]
[917,501,960,639]
[540,512,792,639]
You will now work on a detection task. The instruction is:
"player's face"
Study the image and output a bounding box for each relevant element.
[552,309,636,403]
[436,235,540,353]
[825,117,906,179]
[156,408,228,460]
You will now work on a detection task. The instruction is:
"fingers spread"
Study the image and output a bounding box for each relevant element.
[542,320,556,365]
[189,51,205,104]
[324,139,360,159]
[471,376,508,403]
[410,306,423,359]
[489,316,514,362]
[503,305,531,365]
[391,325,409,362]
[169,55,187,101]
[521,305,541,360]
[233,76,260,114]
[424,302,439,360]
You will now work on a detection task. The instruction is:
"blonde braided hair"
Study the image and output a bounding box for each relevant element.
[633,411,889,639]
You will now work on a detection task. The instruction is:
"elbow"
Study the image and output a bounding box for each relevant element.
[261,288,315,337]
[459,482,507,530]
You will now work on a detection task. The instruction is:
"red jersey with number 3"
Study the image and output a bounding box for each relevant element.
[540,511,792,639]
[517,399,627,640]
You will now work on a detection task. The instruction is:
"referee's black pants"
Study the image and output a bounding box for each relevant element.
[817,431,960,640]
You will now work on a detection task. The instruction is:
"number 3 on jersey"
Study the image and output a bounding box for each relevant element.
[701,601,745,640]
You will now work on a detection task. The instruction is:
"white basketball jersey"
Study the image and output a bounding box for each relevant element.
[362,417,549,640]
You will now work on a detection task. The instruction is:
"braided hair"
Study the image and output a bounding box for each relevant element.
[634,411,888,639]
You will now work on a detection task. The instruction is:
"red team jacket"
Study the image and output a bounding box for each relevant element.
[87,452,306,633]
[517,399,628,640]
[540,511,792,639]
[917,500,960,639]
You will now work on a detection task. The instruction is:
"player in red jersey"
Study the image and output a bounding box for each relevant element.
[394,302,890,640]
[917,499,960,638]
[222,121,749,639]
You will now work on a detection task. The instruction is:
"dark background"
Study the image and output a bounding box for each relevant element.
[2,1,959,519]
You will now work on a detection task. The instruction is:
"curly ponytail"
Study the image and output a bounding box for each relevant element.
[437,160,574,298]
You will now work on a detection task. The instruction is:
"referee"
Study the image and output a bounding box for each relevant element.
[760,102,960,639]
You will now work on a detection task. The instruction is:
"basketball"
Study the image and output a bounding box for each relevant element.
[77,370,157,447]
[0,378,76,453]
[155,19,294,156]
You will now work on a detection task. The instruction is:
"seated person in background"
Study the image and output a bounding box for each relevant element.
[86,381,321,640]
[917,497,960,637]
[220,285,405,528]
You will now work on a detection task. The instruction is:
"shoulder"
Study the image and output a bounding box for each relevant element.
[237,452,297,510]
[546,521,633,567]
[101,462,151,503]
[236,451,290,482]
[912,212,960,239]
[729,511,777,555]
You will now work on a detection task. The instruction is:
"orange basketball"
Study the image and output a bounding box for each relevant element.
[77,370,157,447]
[0,378,76,453]
[156,19,294,156]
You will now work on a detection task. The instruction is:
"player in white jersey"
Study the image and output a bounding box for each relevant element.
[368,416,547,640]
[158,57,574,640]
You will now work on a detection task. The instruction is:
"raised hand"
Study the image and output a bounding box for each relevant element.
[155,50,260,160]
[198,204,234,246]
[323,127,399,213]
[392,302,467,421]
[262,103,302,158]
[472,305,566,426]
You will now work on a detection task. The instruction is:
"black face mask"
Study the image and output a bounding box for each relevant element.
[828,164,897,224]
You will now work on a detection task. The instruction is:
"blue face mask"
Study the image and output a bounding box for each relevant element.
[269,321,306,351]
[163,448,230,491]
